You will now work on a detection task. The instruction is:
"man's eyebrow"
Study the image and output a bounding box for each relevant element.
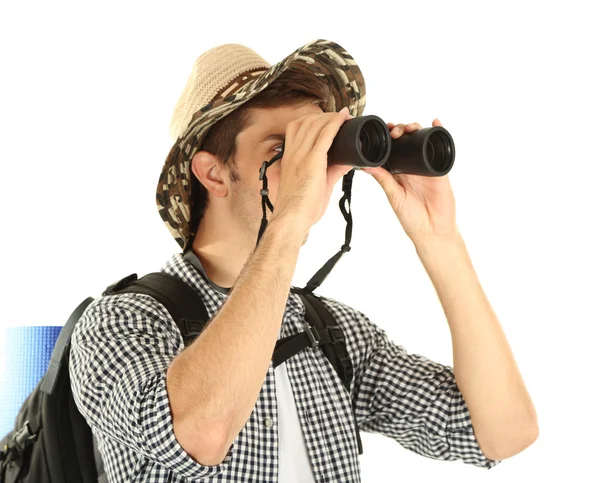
[260,133,286,143]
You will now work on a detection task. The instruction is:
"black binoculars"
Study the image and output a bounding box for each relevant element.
[324,114,455,176]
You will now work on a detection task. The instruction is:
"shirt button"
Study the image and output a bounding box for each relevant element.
[264,417,273,428]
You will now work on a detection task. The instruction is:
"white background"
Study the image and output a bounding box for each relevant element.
[1,0,599,481]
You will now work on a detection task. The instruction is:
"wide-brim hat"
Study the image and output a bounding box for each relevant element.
[156,38,367,253]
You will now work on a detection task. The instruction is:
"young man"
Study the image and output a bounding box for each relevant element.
[69,39,537,482]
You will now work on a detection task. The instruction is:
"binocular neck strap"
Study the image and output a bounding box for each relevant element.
[256,153,355,295]
[256,154,280,245]
[298,169,354,294]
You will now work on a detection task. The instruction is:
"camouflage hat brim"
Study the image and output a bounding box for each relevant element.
[156,39,367,253]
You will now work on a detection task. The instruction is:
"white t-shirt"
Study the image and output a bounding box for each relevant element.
[275,324,317,482]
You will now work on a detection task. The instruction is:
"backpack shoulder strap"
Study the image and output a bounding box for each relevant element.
[103,272,210,346]
[284,289,364,455]
[298,293,354,392]
[40,297,96,395]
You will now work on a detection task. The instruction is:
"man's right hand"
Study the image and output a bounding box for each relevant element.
[271,106,355,234]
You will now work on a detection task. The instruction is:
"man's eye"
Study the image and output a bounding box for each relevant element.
[273,145,283,152]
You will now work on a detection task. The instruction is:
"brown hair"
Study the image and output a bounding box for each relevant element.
[188,63,332,238]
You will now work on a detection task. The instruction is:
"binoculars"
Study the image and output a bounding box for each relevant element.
[325,114,455,176]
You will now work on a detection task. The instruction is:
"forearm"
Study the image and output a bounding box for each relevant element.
[166,216,305,463]
[414,233,538,460]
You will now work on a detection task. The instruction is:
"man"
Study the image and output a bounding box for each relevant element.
[69,39,538,482]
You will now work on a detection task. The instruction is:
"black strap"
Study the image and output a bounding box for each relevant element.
[40,297,95,395]
[256,155,280,246]
[103,272,210,346]
[299,293,353,389]
[272,323,342,368]
[297,170,354,295]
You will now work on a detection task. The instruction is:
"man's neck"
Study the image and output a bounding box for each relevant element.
[190,221,255,289]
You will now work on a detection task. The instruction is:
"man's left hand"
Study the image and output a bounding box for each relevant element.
[362,119,459,244]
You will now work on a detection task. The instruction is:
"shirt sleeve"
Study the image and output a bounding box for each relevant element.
[347,307,502,470]
[68,292,235,480]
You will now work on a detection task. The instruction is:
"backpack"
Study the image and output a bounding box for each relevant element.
[0,271,363,482]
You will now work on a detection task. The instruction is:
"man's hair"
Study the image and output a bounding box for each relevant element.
[188,63,332,236]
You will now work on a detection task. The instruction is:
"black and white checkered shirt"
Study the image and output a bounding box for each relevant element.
[69,252,502,482]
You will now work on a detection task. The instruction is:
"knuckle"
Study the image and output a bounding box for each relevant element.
[316,128,329,142]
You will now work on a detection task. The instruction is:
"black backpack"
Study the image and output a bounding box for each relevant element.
[0,271,363,482]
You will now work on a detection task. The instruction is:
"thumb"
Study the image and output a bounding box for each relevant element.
[362,166,394,189]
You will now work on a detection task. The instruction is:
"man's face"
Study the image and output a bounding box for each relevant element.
[229,101,324,245]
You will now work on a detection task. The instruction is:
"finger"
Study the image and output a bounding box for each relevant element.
[390,124,404,137]
[312,109,352,157]
[403,122,422,132]
[305,110,346,151]
[295,110,347,158]
[433,118,443,127]
[362,166,395,191]
[283,111,322,160]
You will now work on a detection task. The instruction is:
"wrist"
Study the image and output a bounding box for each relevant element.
[411,224,462,249]
[413,232,466,264]
[267,215,308,246]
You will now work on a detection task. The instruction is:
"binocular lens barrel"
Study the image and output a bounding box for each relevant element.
[358,119,389,164]
[327,114,455,176]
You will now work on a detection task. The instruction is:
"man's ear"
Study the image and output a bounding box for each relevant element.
[191,150,228,198]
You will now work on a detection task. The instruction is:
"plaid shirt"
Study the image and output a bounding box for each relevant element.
[69,252,502,482]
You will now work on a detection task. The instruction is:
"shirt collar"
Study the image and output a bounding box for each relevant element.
[182,249,231,295]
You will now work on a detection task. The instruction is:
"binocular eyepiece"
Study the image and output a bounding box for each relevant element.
[320,114,455,176]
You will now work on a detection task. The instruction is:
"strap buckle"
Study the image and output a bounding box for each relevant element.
[259,162,268,181]
[327,325,344,344]
[180,318,204,337]
[12,420,37,453]
[342,170,354,191]
[303,322,321,347]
